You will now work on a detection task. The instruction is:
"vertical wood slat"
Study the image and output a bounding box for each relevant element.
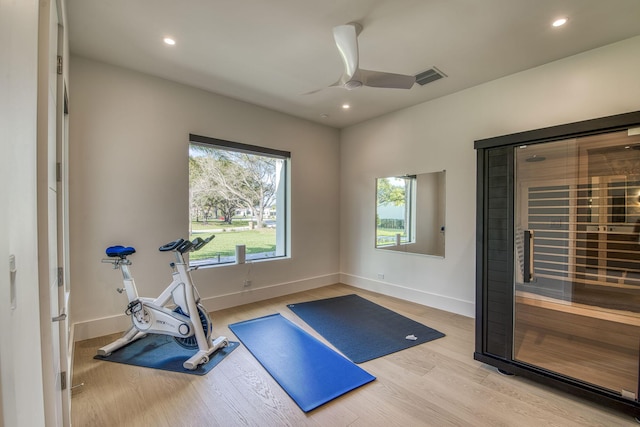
[477,147,514,359]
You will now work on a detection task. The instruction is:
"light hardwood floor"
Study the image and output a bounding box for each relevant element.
[71,284,638,426]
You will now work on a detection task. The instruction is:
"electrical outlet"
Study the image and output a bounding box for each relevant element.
[377,273,384,280]
[243,280,252,288]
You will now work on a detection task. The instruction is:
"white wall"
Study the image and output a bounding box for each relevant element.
[339,35,640,317]
[0,0,47,425]
[69,57,341,339]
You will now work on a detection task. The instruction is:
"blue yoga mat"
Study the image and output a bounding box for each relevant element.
[228,313,375,412]
[288,294,445,363]
[94,334,239,376]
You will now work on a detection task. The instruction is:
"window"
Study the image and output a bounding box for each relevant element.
[375,176,416,247]
[188,134,290,266]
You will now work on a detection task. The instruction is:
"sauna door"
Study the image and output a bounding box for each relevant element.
[513,130,640,399]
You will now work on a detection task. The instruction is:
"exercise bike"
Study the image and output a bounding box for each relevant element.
[97,235,228,370]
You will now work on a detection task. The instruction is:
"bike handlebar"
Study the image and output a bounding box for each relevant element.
[158,235,215,254]
[191,235,215,251]
[159,239,184,252]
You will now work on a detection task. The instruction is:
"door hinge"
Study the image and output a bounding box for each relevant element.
[60,371,67,391]
[56,162,62,182]
[57,56,63,75]
[57,266,64,287]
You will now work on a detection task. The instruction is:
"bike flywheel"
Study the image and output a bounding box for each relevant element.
[172,304,213,349]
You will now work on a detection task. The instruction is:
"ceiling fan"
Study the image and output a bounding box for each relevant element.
[328,22,416,91]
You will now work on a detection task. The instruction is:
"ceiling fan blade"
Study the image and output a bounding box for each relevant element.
[332,24,360,82]
[321,22,415,92]
[359,69,416,89]
[302,79,343,95]
[302,88,324,95]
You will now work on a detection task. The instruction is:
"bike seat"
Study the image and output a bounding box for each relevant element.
[106,246,136,258]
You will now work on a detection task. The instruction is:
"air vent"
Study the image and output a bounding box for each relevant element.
[415,67,446,86]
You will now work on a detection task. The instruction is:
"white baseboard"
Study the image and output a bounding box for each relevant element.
[340,273,475,318]
[72,273,339,342]
[72,272,472,341]
[73,312,132,342]
[198,273,340,313]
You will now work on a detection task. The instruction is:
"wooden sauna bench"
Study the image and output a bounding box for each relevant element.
[514,291,640,395]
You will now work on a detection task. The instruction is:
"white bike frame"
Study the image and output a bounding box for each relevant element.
[97,239,227,370]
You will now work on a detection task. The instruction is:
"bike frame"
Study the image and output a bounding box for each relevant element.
[97,238,228,370]
[116,251,201,340]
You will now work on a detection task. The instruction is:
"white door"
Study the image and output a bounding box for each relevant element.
[513,132,640,398]
[38,0,70,425]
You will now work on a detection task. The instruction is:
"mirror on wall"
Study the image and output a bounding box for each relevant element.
[375,170,446,257]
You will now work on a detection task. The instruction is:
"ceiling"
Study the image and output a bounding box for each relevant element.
[66,0,640,129]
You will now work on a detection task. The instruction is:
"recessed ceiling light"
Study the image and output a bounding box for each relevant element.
[342,104,350,110]
[163,37,176,45]
[552,17,568,27]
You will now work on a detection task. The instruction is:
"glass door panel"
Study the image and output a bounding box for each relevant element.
[513,130,640,398]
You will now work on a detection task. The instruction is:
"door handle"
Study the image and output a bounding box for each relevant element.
[52,313,67,322]
[523,230,534,283]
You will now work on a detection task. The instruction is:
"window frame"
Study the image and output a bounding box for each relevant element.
[189,133,290,267]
